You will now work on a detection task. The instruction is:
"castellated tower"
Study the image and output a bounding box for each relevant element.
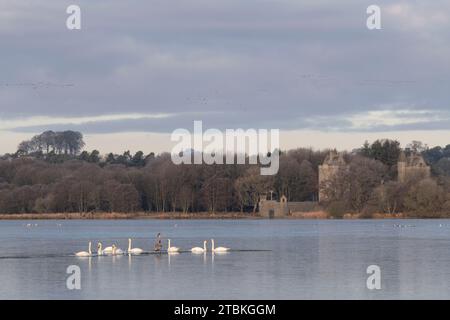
[318,150,349,202]
[397,152,431,183]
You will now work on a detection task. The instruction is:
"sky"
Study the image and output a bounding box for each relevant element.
[0,0,449,154]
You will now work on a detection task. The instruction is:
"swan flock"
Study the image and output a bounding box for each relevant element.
[75,239,229,256]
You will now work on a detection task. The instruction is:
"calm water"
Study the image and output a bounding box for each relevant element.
[1,219,450,300]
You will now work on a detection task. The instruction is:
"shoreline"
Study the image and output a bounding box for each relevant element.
[0,211,415,220]
[0,212,261,220]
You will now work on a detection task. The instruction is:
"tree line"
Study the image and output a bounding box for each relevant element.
[0,131,450,217]
[17,130,85,156]
[323,140,450,218]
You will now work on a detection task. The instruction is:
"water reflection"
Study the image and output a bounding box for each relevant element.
[168,251,179,268]
[1,219,450,299]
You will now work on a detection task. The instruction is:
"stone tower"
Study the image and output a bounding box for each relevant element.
[318,150,348,202]
[398,152,431,183]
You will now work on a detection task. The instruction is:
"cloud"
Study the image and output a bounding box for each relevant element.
[348,109,450,130]
[302,108,450,132]
[0,113,174,131]
[0,0,449,152]
[385,2,449,30]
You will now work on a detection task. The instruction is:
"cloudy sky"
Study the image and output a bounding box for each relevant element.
[0,0,449,154]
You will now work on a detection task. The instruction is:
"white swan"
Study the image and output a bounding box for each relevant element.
[127,238,143,255]
[76,242,92,257]
[167,239,180,253]
[111,244,124,256]
[211,239,230,253]
[191,240,207,254]
[103,245,114,254]
[97,242,104,255]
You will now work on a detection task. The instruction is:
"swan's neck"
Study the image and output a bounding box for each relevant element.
[168,240,171,249]
[128,240,131,251]
[204,242,206,251]
[211,240,215,251]
[88,242,92,254]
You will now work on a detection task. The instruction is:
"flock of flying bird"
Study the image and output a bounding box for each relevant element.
[75,238,230,257]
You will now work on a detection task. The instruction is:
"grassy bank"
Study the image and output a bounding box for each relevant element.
[0,212,264,220]
[0,211,418,220]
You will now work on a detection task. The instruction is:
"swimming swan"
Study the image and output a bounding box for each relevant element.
[76,242,92,257]
[103,245,114,254]
[167,239,180,253]
[111,244,124,255]
[97,242,104,255]
[191,240,207,253]
[211,239,230,253]
[127,238,143,255]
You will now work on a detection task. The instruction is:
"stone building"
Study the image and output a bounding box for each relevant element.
[398,152,431,183]
[258,194,289,218]
[258,194,319,218]
[318,150,349,202]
